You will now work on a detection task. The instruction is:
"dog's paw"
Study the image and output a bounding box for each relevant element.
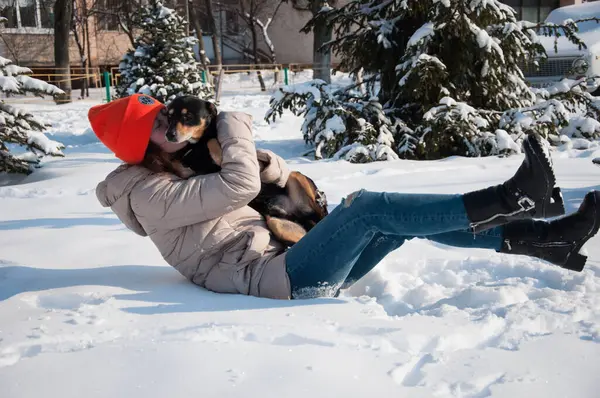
[265,216,307,246]
[207,138,223,166]
[172,161,196,179]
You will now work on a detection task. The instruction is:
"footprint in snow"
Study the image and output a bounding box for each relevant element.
[33,292,109,311]
[389,353,438,387]
[226,368,246,385]
[271,333,334,347]
[0,344,43,368]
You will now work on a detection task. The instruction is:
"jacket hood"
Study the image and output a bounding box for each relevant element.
[96,164,152,237]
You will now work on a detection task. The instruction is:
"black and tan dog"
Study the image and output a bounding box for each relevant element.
[165,95,328,246]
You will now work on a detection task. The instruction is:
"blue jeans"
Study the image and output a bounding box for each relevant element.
[285,190,503,299]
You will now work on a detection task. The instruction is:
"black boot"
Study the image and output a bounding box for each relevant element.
[499,190,600,272]
[463,133,565,233]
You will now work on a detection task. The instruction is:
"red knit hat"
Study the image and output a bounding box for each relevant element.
[88,94,165,164]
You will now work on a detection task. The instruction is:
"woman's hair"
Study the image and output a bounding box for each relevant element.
[139,141,189,178]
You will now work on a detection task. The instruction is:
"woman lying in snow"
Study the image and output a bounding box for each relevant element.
[90,94,600,300]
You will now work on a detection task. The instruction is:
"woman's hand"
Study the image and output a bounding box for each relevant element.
[256,149,290,188]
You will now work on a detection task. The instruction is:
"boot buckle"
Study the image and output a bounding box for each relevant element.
[518,196,535,212]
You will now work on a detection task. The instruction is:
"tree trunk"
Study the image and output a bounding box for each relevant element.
[256,0,285,84]
[71,0,85,98]
[123,24,136,48]
[189,1,211,83]
[82,22,89,98]
[54,0,73,104]
[72,0,90,98]
[204,0,221,69]
[84,0,92,97]
[71,22,86,99]
[380,60,397,105]
[311,1,332,84]
[250,20,266,91]
[120,10,136,48]
[118,0,138,48]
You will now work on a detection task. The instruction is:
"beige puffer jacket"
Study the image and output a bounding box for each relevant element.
[95,111,292,299]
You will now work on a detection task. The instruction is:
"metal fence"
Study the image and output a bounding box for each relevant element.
[0,64,338,104]
[0,66,104,104]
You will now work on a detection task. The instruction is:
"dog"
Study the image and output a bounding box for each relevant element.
[165,95,328,247]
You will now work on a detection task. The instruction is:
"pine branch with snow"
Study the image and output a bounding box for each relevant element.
[0,55,65,175]
[395,1,542,116]
[322,0,429,104]
[499,78,600,147]
[266,80,399,162]
[116,0,213,104]
[418,97,507,158]
[0,56,65,98]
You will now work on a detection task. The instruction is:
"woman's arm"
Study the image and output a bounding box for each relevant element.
[132,111,261,230]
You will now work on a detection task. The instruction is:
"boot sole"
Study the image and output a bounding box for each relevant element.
[523,134,565,218]
[565,191,600,271]
[565,253,587,272]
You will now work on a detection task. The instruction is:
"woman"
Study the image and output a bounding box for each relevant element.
[91,94,600,300]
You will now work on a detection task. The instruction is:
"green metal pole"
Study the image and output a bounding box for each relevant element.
[284,67,289,85]
[201,69,206,83]
[103,71,111,102]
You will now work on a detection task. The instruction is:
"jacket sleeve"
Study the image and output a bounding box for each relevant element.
[256,149,290,188]
[132,111,261,230]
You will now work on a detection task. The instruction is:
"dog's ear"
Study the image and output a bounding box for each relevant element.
[287,171,328,219]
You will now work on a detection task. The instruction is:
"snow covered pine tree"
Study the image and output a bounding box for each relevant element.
[265,80,400,162]
[397,0,600,159]
[267,0,600,162]
[116,0,213,104]
[0,55,65,175]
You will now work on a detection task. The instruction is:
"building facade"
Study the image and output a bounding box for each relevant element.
[0,0,593,71]
[0,0,326,70]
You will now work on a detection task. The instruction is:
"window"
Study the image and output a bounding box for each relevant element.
[539,5,554,22]
[0,0,54,30]
[97,0,120,31]
[0,1,18,29]
[224,9,239,35]
[19,0,35,27]
[39,0,53,28]
[501,0,560,23]
[192,7,213,35]
[522,0,540,22]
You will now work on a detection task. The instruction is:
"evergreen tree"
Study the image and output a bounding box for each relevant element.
[310,0,429,106]
[390,0,595,158]
[116,0,213,104]
[0,55,65,175]
[268,0,600,161]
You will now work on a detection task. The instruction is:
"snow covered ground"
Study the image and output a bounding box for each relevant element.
[1,76,600,398]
